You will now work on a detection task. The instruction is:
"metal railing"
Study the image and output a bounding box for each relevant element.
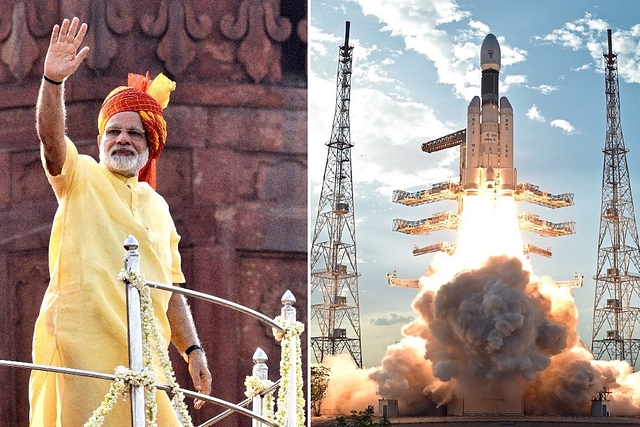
[0,235,304,427]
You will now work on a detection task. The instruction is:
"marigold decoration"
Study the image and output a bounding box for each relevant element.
[97,72,176,189]
[272,315,306,427]
[84,270,193,427]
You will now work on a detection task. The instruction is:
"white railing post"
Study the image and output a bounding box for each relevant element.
[123,235,146,427]
[281,290,297,427]
[252,348,269,427]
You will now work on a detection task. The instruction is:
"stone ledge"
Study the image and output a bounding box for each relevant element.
[0,79,307,111]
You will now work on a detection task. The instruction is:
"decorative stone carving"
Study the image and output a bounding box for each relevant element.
[25,0,57,38]
[0,1,10,43]
[220,0,292,84]
[62,0,134,73]
[297,18,307,44]
[1,1,39,82]
[141,0,213,77]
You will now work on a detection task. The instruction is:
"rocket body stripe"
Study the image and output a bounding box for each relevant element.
[499,97,515,191]
[465,96,481,190]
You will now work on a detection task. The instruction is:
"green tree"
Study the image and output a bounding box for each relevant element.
[336,406,377,427]
[311,365,331,416]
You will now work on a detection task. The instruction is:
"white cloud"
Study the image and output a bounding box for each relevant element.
[572,63,591,72]
[533,84,559,95]
[349,0,528,101]
[500,41,528,67]
[309,24,342,59]
[504,74,527,86]
[370,312,415,326]
[502,74,527,94]
[536,13,608,50]
[538,13,640,84]
[527,105,545,122]
[550,119,576,134]
[538,26,584,50]
[349,41,398,85]
[309,69,457,198]
[468,19,490,35]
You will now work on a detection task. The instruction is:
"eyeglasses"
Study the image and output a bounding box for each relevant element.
[104,126,146,141]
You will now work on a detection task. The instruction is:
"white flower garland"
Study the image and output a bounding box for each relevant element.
[244,375,277,422]
[263,391,275,421]
[272,315,306,427]
[84,270,193,427]
[244,375,274,398]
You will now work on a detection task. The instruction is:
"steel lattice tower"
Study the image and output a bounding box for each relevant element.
[591,29,640,369]
[310,21,363,368]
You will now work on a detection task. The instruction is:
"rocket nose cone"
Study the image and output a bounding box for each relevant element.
[481,33,501,71]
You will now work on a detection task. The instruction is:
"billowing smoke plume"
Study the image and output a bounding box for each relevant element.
[415,256,566,384]
[318,354,378,414]
[367,254,640,416]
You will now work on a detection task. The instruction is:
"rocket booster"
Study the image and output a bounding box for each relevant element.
[463,34,515,195]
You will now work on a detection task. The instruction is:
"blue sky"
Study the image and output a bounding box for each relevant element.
[309,0,640,368]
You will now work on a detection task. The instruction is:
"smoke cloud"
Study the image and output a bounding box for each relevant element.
[315,191,640,418]
[317,354,378,414]
[364,255,640,416]
[416,256,566,384]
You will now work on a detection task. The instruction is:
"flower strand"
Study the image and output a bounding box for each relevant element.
[272,315,306,427]
[84,270,194,427]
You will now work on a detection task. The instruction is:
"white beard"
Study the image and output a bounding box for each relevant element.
[100,144,150,177]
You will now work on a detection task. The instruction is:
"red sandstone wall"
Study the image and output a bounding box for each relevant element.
[0,1,307,426]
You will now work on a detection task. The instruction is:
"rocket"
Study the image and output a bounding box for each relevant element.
[392,33,575,255]
[463,34,515,196]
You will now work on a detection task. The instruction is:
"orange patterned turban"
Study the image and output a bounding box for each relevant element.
[98,72,176,189]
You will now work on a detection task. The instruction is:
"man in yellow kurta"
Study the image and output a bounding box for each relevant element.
[29,17,212,426]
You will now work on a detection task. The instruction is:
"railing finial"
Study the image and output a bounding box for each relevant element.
[252,348,269,380]
[124,234,139,251]
[123,235,140,275]
[280,290,296,322]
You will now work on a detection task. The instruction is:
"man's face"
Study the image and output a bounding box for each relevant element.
[98,111,150,178]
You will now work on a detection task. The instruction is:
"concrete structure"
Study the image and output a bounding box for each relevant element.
[378,398,399,418]
[448,393,524,416]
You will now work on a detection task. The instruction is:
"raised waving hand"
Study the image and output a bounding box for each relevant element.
[44,17,89,83]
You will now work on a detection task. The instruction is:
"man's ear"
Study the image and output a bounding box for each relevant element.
[97,134,101,147]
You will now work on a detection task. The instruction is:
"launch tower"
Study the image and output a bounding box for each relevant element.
[591,29,640,369]
[310,22,363,368]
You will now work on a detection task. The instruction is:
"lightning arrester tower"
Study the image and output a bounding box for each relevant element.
[591,29,640,369]
[310,21,363,368]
